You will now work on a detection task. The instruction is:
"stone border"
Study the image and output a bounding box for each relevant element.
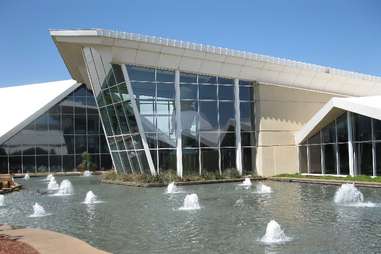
[101,177,266,187]
[13,171,111,178]
[270,177,381,188]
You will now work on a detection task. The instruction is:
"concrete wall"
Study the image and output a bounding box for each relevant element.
[255,84,339,176]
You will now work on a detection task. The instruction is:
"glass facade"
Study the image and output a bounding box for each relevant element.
[83,47,257,176]
[0,85,112,174]
[299,112,381,176]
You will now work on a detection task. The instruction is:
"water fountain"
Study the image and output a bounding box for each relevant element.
[334,183,375,207]
[255,182,272,194]
[0,194,4,206]
[166,182,177,194]
[47,177,59,191]
[83,170,92,177]
[45,174,54,181]
[29,203,50,217]
[179,193,200,210]
[83,190,102,204]
[234,198,244,207]
[239,177,252,187]
[24,173,30,180]
[260,220,291,244]
[52,179,74,196]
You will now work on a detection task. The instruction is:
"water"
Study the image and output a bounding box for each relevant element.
[179,193,200,210]
[0,194,4,206]
[29,202,50,217]
[3,177,381,253]
[83,171,92,177]
[53,179,73,196]
[47,177,59,191]
[255,182,272,194]
[24,174,30,180]
[239,177,252,187]
[45,174,54,181]
[260,220,291,244]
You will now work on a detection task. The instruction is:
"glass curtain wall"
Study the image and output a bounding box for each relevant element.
[82,47,257,176]
[0,85,112,174]
[299,112,381,176]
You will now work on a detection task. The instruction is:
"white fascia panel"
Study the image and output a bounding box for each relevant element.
[179,57,202,73]
[157,53,182,70]
[112,47,137,65]
[199,60,222,76]
[135,50,160,67]
[219,63,242,78]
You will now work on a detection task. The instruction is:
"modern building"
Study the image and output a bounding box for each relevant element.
[2,28,381,177]
[0,80,112,174]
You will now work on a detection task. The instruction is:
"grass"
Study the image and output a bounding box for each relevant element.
[102,169,244,184]
[274,173,381,183]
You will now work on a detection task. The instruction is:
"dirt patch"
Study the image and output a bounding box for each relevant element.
[0,235,39,254]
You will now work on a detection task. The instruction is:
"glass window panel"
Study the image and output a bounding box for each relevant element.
[242,147,255,174]
[141,115,156,132]
[137,100,155,115]
[157,101,175,115]
[308,133,321,145]
[36,156,49,173]
[123,135,134,150]
[132,135,143,150]
[182,133,198,148]
[146,133,157,149]
[157,115,175,134]
[157,83,175,100]
[339,144,349,175]
[99,107,112,136]
[355,142,373,176]
[132,82,155,100]
[118,83,129,102]
[123,101,139,133]
[200,132,219,147]
[309,145,321,174]
[201,148,219,173]
[100,155,112,170]
[87,115,99,134]
[112,152,124,173]
[180,84,197,99]
[218,85,234,100]
[63,155,75,171]
[219,102,235,131]
[180,72,197,83]
[74,116,87,134]
[336,113,348,142]
[9,156,21,174]
[221,148,236,172]
[106,68,117,87]
[198,75,216,84]
[107,106,121,135]
[352,113,372,141]
[115,103,130,134]
[114,136,125,151]
[108,137,117,151]
[100,135,109,153]
[75,136,87,154]
[199,101,218,131]
[374,119,381,140]
[138,151,150,174]
[23,156,36,173]
[181,101,198,133]
[299,146,308,173]
[376,143,381,176]
[239,86,254,101]
[0,156,8,174]
[63,135,75,154]
[182,149,199,176]
[220,132,235,147]
[110,85,122,103]
[323,144,336,174]
[241,132,256,147]
[127,65,155,81]
[35,114,49,131]
[239,80,251,86]
[149,149,158,170]
[322,122,336,143]
[119,151,132,174]
[112,64,125,84]
[156,69,175,82]
[158,133,176,149]
[199,85,217,100]
[128,150,141,173]
[218,77,234,85]
[49,155,62,172]
[102,89,113,105]
[240,102,255,131]
[158,149,176,173]
[88,135,99,153]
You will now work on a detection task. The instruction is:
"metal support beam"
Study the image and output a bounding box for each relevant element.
[347,112,355,176]
[234,78,243,175]
[175,70,183,178]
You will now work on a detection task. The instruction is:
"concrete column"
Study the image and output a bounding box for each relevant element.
[347,112,355,176]
[234,78,243,175]
[175,70,183,178]
[372,118,376,177]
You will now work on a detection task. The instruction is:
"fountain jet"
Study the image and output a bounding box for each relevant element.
[53,179,74,196]
[0,194,4,206]
[83,170,92,177]
[83,191,102,204]
[47,177,59,191]
[45,174,54,181]
[239,177,252,187]
[260,220,291,244]
[179,193,200,210]
[166,182,177,194]
[334,183,375,207]
[24,174,30,180]
[255,183,272,194]
[29,202,50,217]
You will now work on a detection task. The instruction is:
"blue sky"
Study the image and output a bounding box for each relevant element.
[0,0,380,87]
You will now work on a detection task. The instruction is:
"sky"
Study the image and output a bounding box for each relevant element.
[0,0,380,87]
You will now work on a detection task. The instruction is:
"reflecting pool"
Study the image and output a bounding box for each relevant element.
[2,176,381,253]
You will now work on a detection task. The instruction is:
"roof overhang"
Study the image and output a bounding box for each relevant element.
[295,96,381,144]
[50,29,381,97]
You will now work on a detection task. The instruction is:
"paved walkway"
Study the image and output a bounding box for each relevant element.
[1,228,110,254]
[270,176,381,188]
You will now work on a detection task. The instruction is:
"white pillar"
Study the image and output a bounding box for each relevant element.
[234,78,242,175]
[372,118,376,177]
[347,112,355,176]
[175,70,183,178]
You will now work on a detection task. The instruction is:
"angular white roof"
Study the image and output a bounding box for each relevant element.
[0,80,80,144]
[295,96,381,144]
[50,28,381,97]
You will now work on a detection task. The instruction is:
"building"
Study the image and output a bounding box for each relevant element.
[0,80,112,174]
[3,28,381,177]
